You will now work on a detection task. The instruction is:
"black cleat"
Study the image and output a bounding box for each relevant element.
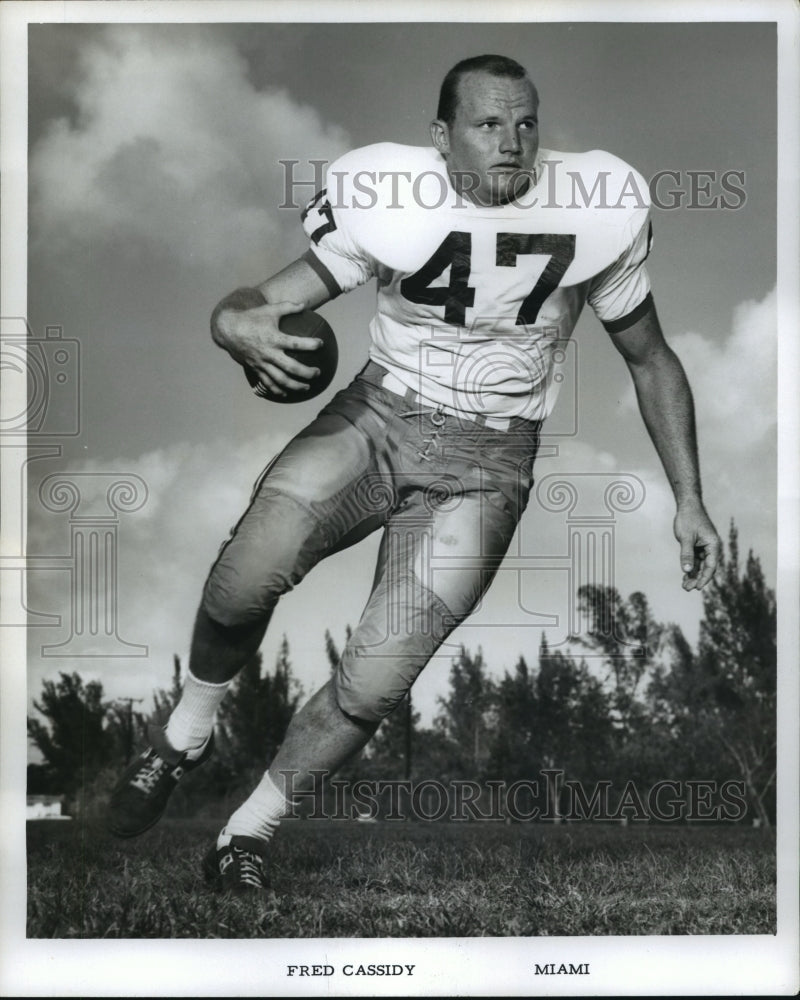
[202,833,270,894]
[107,724,214,838]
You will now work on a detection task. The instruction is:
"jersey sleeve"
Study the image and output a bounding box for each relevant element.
[301,156,377,298]
[587,211,654,333]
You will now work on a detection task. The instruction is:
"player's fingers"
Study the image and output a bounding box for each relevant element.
[276,353,321,380]
[276,333,324,353]
[260,361,312,393]
[679,536,696,577]
[695,537,721,590]
[251,366,286,397]
[250,344,317,382]
[253,381,277,398]
[694,561,715,590]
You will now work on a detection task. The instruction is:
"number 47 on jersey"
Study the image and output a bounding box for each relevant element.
[400,230,576,327]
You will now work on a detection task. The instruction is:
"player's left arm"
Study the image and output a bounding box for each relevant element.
[609,298,721,590]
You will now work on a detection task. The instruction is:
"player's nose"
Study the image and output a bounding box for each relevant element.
[499,126,522,155]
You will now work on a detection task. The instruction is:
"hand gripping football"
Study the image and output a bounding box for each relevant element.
[221,287,338,403]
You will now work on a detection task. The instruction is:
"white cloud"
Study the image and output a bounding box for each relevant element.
[667,289,777,584]
[31,433,655,726]
[613,288,778,594]
[30,26,350,276]
[26,430,292,705]
[622,287,777,455]
[671,287,777,453]
[25,21,356,715]
[527,438,689,623]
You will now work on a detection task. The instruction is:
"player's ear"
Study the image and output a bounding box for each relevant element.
[430,119,449,155]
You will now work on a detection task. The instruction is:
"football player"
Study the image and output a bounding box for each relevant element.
[108,55,721,893]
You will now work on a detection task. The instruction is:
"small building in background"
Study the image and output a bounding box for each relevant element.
[26,794,70,820]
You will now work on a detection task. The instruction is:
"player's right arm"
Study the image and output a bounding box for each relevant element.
[211,257,333,398]
[213,147,378,396]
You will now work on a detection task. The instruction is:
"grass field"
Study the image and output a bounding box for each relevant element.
[27,817,775,938]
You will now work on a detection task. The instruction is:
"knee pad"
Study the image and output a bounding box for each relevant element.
[335,658,406,724]
[335,617,450,726]
[334,569,464,723]
[201,487,332,628]
[201,561,285,628]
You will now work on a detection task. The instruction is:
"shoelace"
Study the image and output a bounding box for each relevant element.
[234,850,265,888]
[130,754,168,793]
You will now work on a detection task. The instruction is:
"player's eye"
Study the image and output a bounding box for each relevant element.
[519,119,538,131]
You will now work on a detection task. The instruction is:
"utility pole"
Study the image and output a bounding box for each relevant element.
[404,692,412,781]
[115,697,143,763]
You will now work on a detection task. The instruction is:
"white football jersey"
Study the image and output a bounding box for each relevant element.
[302,143,652,421]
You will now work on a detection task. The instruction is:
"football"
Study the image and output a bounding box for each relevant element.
[245,309,338,403]
[221,287,338,403]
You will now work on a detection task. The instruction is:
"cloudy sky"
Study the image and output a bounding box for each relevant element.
[20,18,779,733]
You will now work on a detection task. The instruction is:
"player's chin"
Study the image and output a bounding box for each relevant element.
[485,171,531,205]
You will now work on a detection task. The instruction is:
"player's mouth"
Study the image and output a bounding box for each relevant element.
[491,162,523,170]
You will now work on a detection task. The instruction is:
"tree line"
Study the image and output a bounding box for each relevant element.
[28,524,776,825]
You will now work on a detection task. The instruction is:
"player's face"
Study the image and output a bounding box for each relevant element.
[432,72,540,207]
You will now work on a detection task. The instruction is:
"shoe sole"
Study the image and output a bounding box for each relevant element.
[106,811,164,839]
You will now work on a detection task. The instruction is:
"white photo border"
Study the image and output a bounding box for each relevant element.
[1,0,797,996]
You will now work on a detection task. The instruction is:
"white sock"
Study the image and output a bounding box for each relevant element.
[224,771,289,843]
[165,669,229,756]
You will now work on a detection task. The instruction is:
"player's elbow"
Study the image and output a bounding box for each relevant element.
[629,344,693,405]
